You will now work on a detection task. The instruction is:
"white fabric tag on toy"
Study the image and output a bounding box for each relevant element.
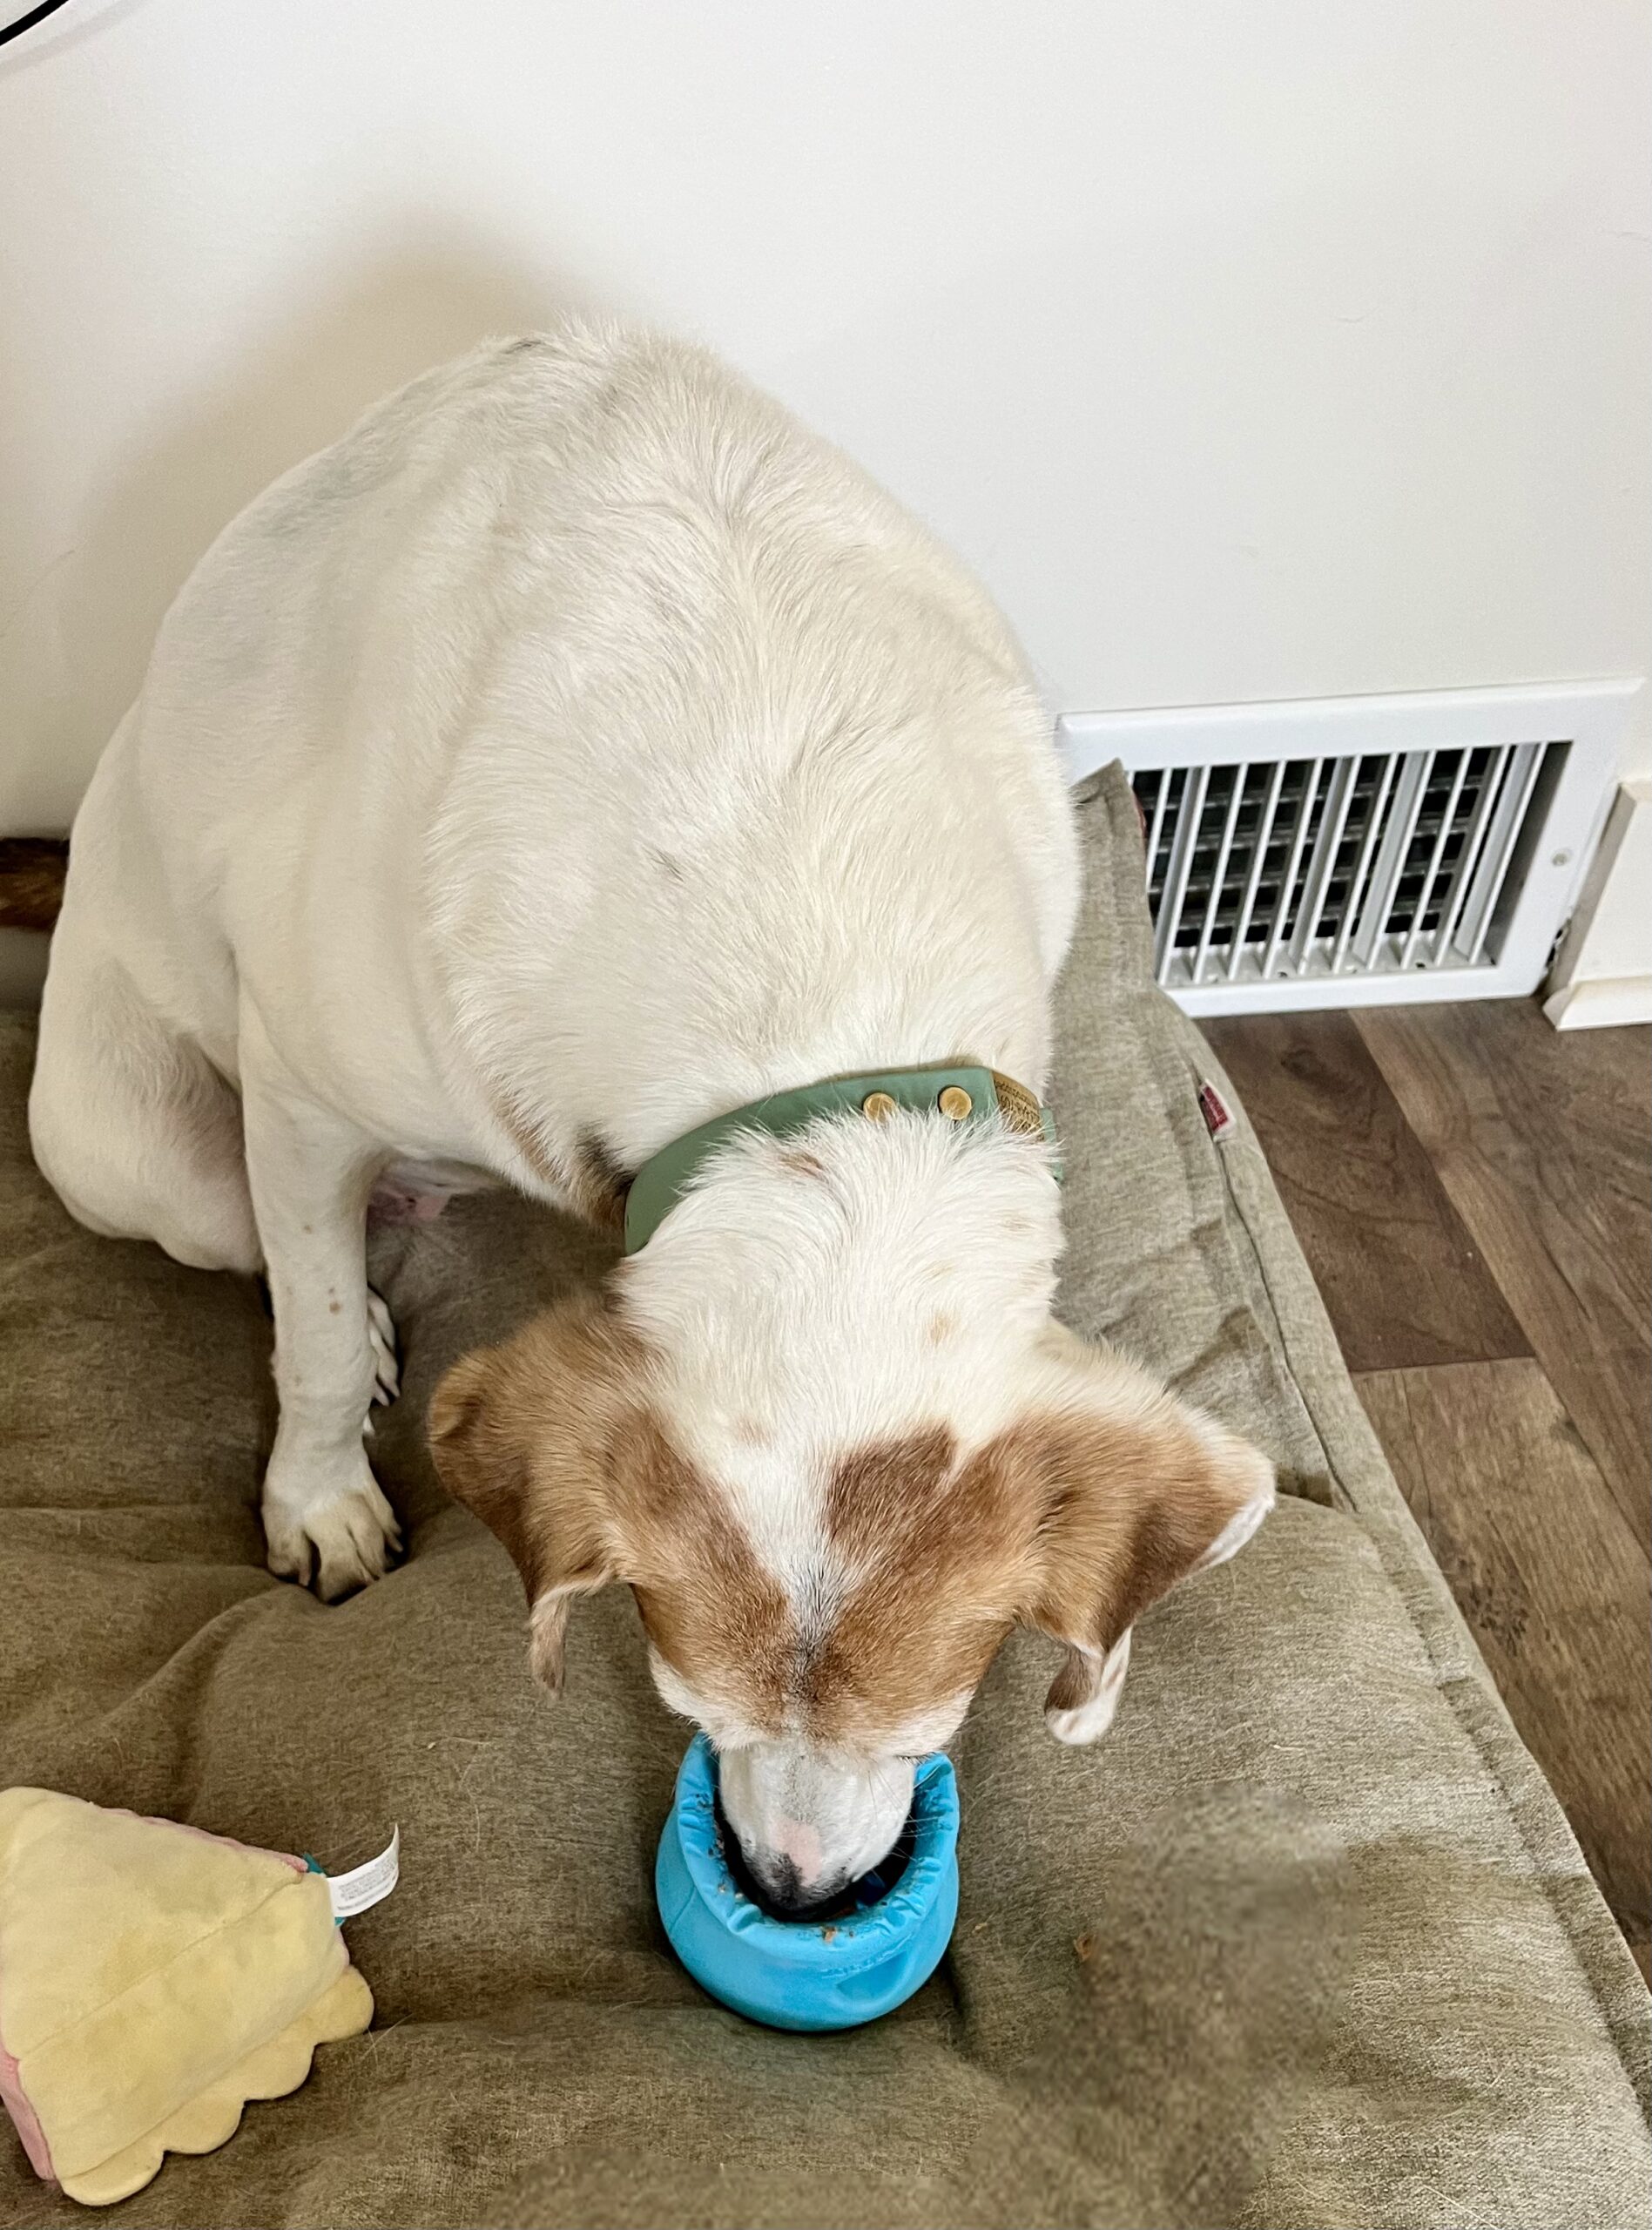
[323,1826,400,1919]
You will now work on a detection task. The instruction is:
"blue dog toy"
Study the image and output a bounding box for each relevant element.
[655,1734,960,2031]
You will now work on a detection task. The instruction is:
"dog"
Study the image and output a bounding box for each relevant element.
[30,325,1272,1910]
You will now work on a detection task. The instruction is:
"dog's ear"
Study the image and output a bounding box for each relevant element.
[428,1296,644,1692]
[1015,1344,1275,1744]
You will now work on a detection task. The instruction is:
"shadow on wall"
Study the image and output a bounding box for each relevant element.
[9,229,597,841]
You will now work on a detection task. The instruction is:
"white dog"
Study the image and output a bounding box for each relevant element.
[31,326,1271,1909]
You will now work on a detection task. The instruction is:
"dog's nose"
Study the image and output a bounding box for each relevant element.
[765,1855,806,1910]
[753,1852,846,1918]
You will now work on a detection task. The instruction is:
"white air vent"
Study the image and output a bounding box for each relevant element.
[1058,683,1640,1014]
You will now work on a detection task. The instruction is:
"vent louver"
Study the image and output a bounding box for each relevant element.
[1057,684,1636,1015]
[1136,742,1552,991]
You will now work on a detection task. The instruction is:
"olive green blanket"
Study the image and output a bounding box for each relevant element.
[1,770,1646,2227]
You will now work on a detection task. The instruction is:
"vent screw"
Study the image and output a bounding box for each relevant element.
[1551,848,1573,868]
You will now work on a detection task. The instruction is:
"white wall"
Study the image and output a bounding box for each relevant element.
[3,0,1649,849]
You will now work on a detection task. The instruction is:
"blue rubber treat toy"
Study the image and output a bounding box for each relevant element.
[656,1734,960,2031]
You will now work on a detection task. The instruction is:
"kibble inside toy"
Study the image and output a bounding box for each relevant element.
[655,1734,960,2031]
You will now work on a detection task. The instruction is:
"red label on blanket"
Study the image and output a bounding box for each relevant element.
[1197,1081,1236,1141]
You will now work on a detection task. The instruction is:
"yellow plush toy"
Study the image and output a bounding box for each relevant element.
[0,1787,376,2207]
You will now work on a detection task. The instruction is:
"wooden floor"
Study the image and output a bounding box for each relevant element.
[1201,998,1650,1982]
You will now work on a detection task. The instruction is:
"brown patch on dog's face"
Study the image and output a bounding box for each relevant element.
[609,1417,792,1731]
[1015,1405,1270,1657]
[792,1401,1271,1748]
[1008,1397,1274,1733]
[432,1298,1271,1747]
[428,1296,638,1688]
[806,1428,1036,1744]
[430,1302,794,1720]
[614,1422,1015,1747]
[621,1425,1030,1750]
[431,1324,1021,1740]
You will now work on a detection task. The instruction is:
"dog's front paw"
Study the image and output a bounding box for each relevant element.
[262,1443,402,1600]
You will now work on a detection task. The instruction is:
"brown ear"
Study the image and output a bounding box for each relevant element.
[428,1296,644,1692]
[1019,1366,1274,1745]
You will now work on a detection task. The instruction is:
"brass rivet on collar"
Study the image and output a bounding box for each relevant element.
[861,1091,899,1122]
[938,1085,974,1121]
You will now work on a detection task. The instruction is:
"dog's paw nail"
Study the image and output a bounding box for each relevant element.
[367,1287,401,1404]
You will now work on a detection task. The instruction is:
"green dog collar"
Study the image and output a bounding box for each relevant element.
[623,1062,1057,1254]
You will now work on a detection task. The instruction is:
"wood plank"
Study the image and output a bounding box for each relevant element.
[1358,1358,1651,1982]
[1358,1002,1651,1550]
[1200,1011,1530,1374]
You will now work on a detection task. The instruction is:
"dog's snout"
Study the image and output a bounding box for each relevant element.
[751,1849,848,1917]
[767,1854,801,1904]
[770,1814,823,1880]
[762,1855,808,1913]
[716,1740,914,1917]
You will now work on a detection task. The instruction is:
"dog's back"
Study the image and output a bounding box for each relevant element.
[63,324,1079,1168]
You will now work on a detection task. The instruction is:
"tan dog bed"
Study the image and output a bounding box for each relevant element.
[1,769,1646,2227]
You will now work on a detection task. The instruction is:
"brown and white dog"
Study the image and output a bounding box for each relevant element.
[30,325,1272,1909]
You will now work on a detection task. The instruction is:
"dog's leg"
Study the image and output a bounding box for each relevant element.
[240,1048,401,1599]
[31,949,261,1275]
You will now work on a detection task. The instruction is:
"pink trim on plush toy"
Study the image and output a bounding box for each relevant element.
[0,1998,54,2183]
[0,1802,307,2185]
[105,1804,307,1874]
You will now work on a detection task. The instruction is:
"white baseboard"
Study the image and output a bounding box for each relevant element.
[1542,974,1652,1031]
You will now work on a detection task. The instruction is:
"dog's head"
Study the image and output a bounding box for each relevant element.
[429,1114,1272,1911]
